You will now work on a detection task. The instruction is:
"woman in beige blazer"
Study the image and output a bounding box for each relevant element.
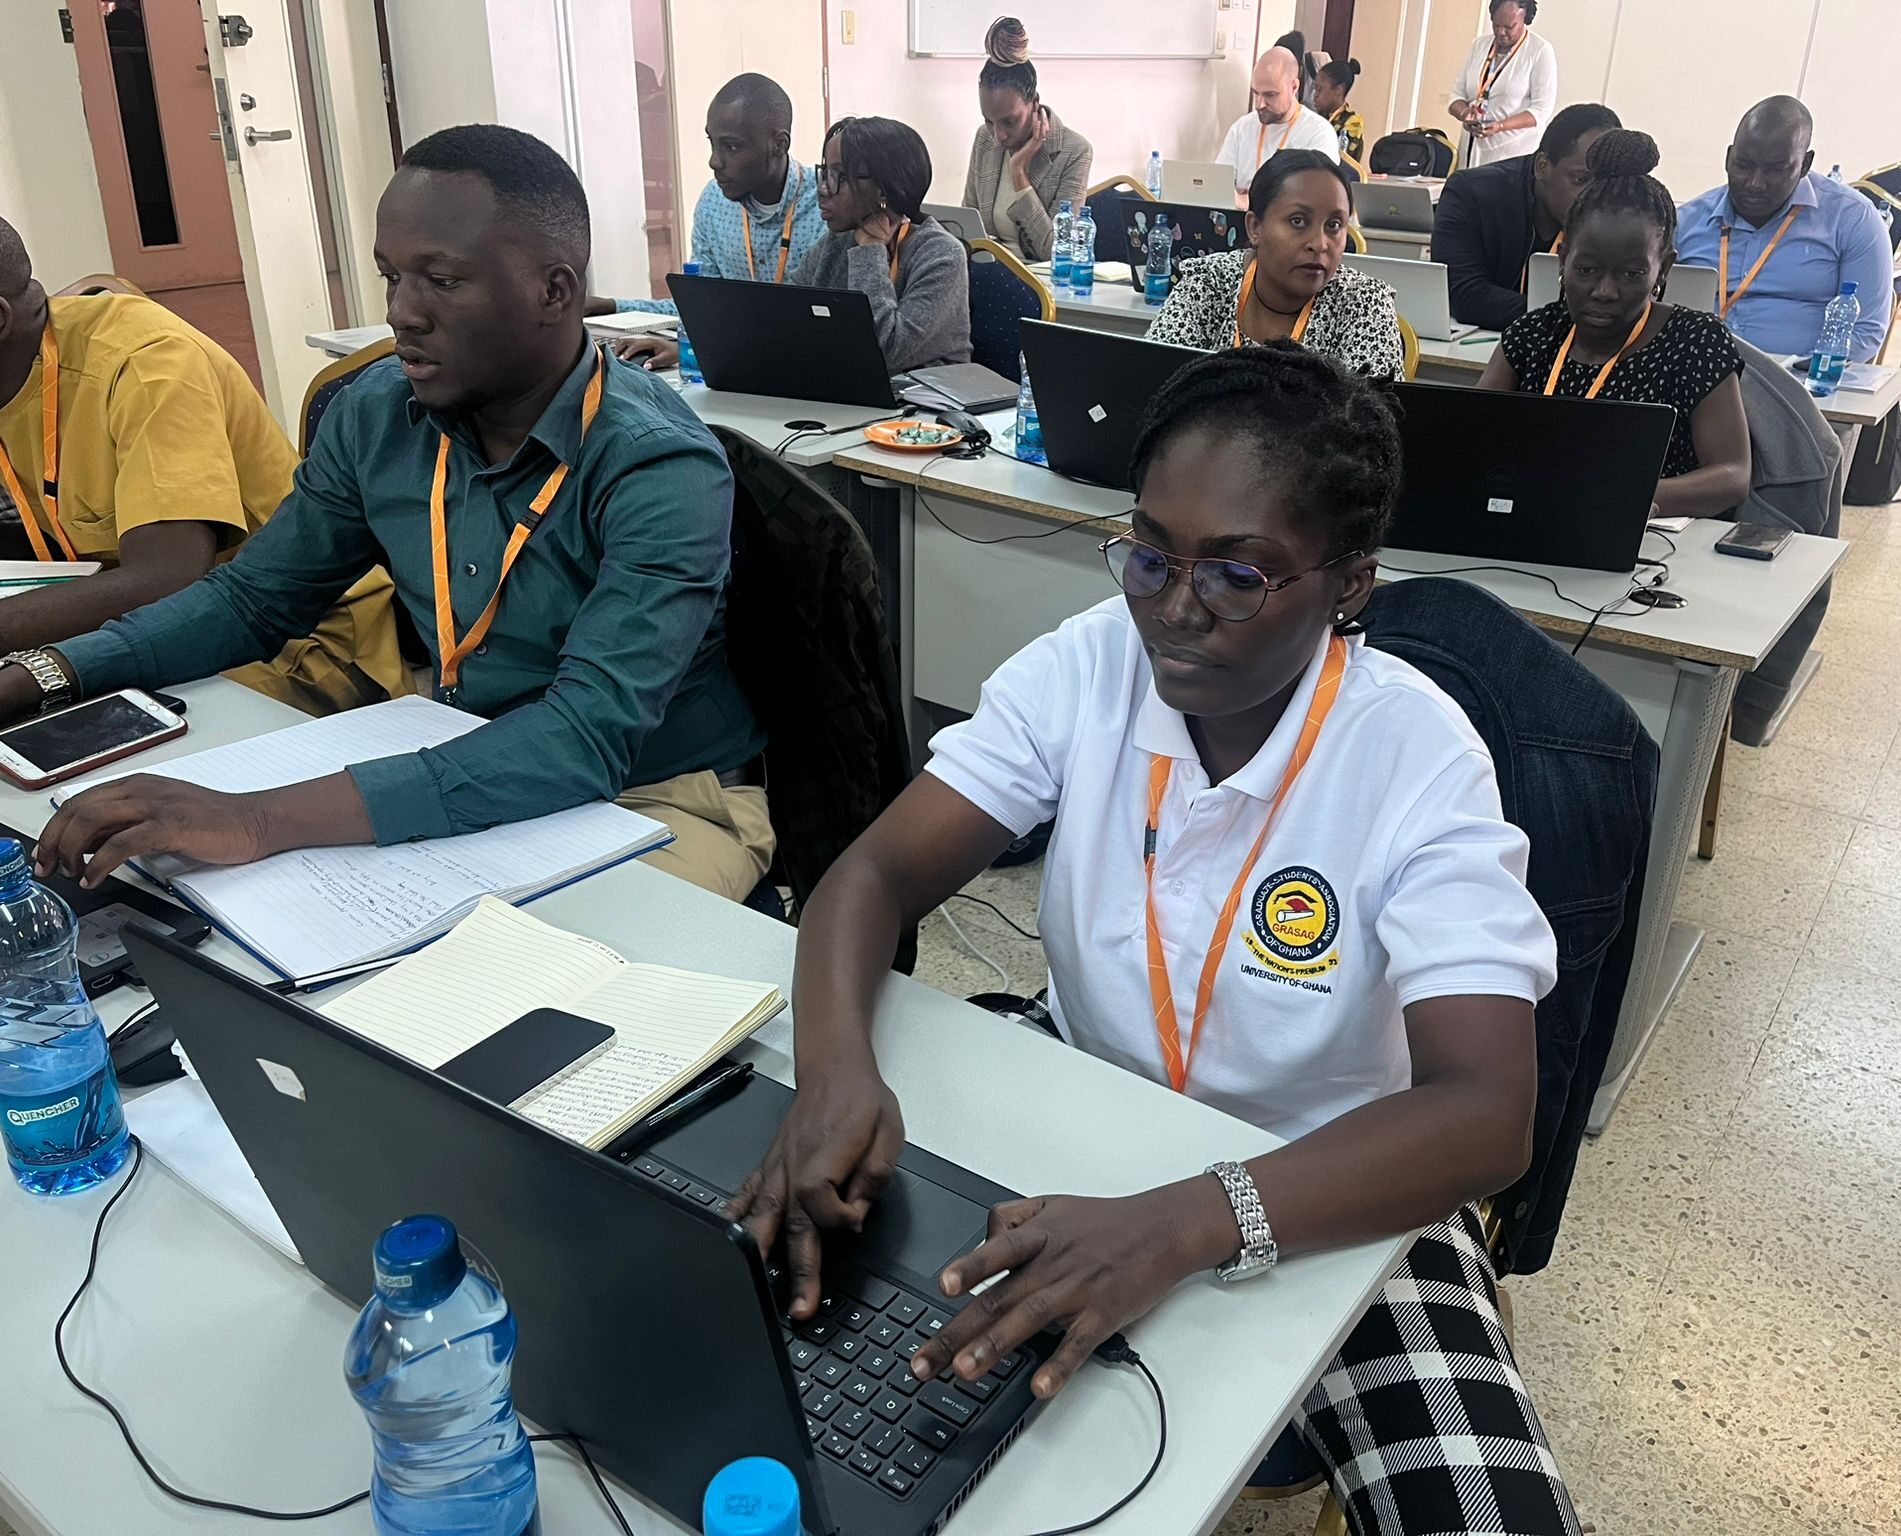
[959,16,1093,263]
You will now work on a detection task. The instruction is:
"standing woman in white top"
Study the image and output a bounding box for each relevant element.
[1449,0,1558,167]
[732,346,1581,1535]
[960,17,1093,262]
[1216,46,1341,204]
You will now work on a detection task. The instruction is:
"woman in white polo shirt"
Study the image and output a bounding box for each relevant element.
[734,346,1578,1533]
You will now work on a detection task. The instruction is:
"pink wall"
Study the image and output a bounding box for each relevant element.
[821,1,1290,203]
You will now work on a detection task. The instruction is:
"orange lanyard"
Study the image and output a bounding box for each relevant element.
[1719,205,1800,317]
[1543,302,1652,401]
[1254,115,1297,171]
[888,220,913,283]
[0,327,79,562]
[1475,35,1525,105]
[739,167,803,285]
[430,348,606,693]
[1234,259,1316,348]
[1143,633,1346,1093]
[1520,229,1562,294]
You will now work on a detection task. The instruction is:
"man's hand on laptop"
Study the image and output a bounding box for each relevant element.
[725,1052,906,1320]
[35,770,375,889]
[612,335,680,372]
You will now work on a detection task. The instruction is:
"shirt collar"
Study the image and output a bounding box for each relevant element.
[1131,628,1347,803]
[405,338,599,467]
[746,157,809,217]
[1719,173,1821,230]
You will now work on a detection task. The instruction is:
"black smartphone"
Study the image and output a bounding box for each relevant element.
[1715,524,1792,561]
[436,1008,615,1107]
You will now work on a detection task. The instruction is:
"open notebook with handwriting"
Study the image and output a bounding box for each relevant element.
[323,898,784,1149]
[51,696,671,980]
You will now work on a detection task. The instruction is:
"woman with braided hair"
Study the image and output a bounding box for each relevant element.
[1481,129,1752,519]
[733,343,1582,1535]
[959,15,1093,261]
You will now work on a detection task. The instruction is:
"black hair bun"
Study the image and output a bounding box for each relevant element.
[985,15,1030,67]
[1585,128,1661,179]
[1347,58,1362,79]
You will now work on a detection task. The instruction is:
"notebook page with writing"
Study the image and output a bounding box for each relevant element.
[323,899,626,1067]
[522,964,782,1147]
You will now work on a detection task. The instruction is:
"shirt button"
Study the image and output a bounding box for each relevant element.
[1170,880,1186,897]
[474,644,488,656]
[464,562,479,576]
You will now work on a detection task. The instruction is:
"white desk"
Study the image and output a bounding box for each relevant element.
[306,323,391,358]
[831,439,1848,1134]
[0,681,1407,1536]
[1775,358,1901,429]
[1414,330,1499,380]
[1050,280,1165,337]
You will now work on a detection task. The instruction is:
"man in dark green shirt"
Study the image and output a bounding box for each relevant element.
[16,125,772,901]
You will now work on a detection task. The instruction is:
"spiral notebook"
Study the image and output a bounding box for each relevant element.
[51,696,672,981]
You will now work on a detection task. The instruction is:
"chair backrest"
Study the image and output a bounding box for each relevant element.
[966,237,1054,378]
[1346,224,1367,254]
[1085,174,1154,202]
[51,273,145,298]
[1852,169,1900,255]
[1340,150,1367,185]
[299,337,395,457]
[1395,313,1420,381]
[712,426,915,931]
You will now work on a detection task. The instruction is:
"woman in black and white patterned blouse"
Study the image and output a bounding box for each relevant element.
[1146,150,1405,379]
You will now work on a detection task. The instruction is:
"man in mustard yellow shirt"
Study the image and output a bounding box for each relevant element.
[0,218,405,713]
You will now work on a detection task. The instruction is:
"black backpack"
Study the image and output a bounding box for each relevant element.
[1368,127,1454,179]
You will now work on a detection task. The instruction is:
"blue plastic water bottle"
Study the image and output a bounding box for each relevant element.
[1807,281,1860,398]
[677,260,705,385]
[1145,214,1173,306]
[1051,201,1074,291]
[0,840,129,1198]
[1146,150,1164,199]
[345,1216,539,1536]
[1070,206,1097,299]
[1013,351,1045,465]
[703,1457,801,1535]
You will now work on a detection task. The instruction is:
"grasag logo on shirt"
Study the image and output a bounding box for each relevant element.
[7,1095,81,1127]
[1243,866,1341,988]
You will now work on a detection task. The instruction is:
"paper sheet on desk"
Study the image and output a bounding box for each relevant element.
[0,559,103,594]
[123,1077,299,1262]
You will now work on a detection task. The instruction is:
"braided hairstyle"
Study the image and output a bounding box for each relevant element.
[1131,344,1403,562]
[1564,128,1677,256]
[979,16,1037,101]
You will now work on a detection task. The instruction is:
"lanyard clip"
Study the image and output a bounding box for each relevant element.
[1143,825,1157,860]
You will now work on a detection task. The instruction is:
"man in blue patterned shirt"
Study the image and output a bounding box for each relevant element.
[591,74,825,369]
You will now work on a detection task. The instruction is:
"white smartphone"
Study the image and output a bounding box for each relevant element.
[0,689,188,790]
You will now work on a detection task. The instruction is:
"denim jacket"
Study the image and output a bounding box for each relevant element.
[1364,578,1659,1274]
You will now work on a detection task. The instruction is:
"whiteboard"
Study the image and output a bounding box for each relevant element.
[908,0,1220,61]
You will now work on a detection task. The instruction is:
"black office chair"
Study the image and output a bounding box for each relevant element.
[299,337,396,457]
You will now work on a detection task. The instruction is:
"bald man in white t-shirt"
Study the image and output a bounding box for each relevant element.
[1215,47,1341,205]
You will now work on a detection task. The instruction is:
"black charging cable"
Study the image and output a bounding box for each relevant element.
[1018,1334,1168,1536]
[54,1138,634,1529]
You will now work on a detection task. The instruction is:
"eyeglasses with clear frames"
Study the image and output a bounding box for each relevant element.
[1099,533,1362,622]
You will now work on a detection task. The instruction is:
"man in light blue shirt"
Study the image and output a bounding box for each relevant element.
[1677,96,1892,362]
[589,73,825,365]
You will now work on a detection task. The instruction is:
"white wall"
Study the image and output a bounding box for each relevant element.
[306,0,396,323]
[0,0,113,285]
[387,0,500,143]
[823,0,1290,202]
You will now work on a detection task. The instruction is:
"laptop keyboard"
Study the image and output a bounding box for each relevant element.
[780,1271,1023,1502]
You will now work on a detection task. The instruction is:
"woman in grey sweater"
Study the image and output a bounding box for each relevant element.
[960,17,1093,262]
[795,116,972,374]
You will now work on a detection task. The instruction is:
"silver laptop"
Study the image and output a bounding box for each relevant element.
[1162,159,1232,207]
[1354,181,1436,234]
[1340,252,1473,341]
[923,202,990,244]
[1526,254,1721,315]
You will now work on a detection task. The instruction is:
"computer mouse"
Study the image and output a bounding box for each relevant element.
[1629,587,1686,609]
[110,1006,184,1087]
[934,410,992,456]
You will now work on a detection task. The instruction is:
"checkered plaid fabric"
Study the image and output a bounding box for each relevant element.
[1295,1206,1581,1536]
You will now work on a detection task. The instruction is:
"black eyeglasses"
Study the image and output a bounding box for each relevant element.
[1100,534,1360,622]
[817,164,857,193]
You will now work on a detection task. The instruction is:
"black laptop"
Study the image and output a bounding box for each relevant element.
[124,926,1050,1536]
[669,273,899,408]
[1098,194,1247,291]
[1019,319,1202,491]
[1386,383,1677,572]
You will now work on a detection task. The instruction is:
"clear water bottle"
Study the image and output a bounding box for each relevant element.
[1070,206,1097,299]
[1144,214,1173,306]
[1146,150,1164,199]
[703,1457,801,1536]
[1051,201,1074,291]
[1339,128,1353,157]
[1013,351,1045,465]
[345,1215,539,1536]
[677,260,704,385]
[1827,163,1844,184]
[1807,281,1860,397]
[0,840,129,1198]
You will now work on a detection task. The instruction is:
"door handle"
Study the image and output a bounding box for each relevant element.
[243,127,293,146]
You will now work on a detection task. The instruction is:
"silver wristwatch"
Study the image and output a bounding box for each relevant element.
[1207,1160,1278,1283]
[1,648,74,712]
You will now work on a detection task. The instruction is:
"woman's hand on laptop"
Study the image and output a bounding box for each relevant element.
[725,1054,907,1320]
[913,1175,1234,1400]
